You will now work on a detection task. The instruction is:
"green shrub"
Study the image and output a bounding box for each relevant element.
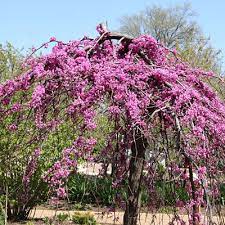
[56,213,69,223]
[43,217,54,225]
[73,203,91,211]
[0,202,5,225]
[156,180,189,206]
[72,212,97,225]
[25,222,35,225]
[68,173,190,208]
[68,174,119,206]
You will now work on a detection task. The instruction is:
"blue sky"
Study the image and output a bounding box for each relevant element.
[1,0,225,60]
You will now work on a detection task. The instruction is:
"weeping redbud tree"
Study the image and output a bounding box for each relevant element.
[1,24,225,225]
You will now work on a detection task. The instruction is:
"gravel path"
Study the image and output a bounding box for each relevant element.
[27,208,225,224]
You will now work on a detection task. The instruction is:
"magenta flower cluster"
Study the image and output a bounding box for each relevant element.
[22,148,41,202]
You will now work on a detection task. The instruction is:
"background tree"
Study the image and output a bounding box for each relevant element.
[118,3,223,74]
[0,43,24,82]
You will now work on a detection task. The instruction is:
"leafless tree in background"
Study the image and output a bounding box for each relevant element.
[118,3,223,75]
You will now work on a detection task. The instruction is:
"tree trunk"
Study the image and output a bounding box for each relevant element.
[188,162,200,225]
[123,132,146,225]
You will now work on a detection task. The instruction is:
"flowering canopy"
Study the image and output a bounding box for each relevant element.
[1,25,225,224]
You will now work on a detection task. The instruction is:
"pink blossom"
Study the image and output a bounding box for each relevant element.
[49,37,56,42]
[8,124,18,131]
[30,84,45,108]
[57,187,66,198]
[197,166,207,180]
